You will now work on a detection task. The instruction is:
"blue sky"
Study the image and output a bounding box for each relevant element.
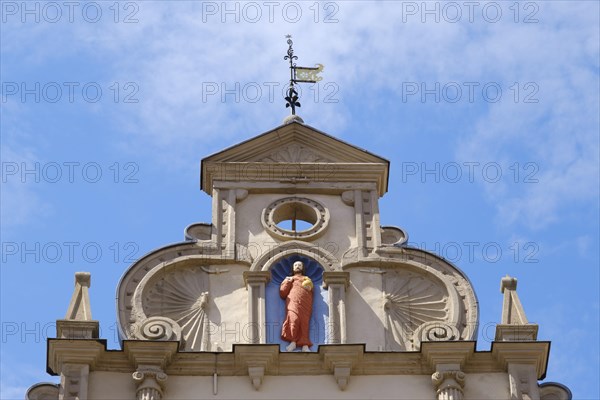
[1,1,598,398]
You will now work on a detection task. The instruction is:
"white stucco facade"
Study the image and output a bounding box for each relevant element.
[27,120,571,400]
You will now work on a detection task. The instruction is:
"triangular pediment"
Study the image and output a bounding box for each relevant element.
[203,121,388,164]
[201,121,390,195]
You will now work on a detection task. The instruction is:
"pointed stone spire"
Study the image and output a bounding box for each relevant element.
[56,272,99,339]
[495,275,538,341]
[65,272,93,320]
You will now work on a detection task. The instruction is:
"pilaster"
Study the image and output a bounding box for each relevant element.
[368,189,382,250]
[243,271,271,344]
[431,369,466,400]
[492,341,549,400]
[353,189,367,257]
[507,364,540,400]
[322,271,350,344]
[59,364,89,400]
[124,341,177,400]
[223,188,237,259]
[211,188,223,249]
[132,366,167,400]
[422,341,473,400]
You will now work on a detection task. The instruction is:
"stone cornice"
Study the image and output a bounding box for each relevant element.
[491,341,550,380]
[204,163,388,196]
[200,122,389,195]
[46,340,550,379]
[47,339,105,375]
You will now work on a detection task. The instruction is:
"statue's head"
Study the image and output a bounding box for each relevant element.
[292,260,305,275]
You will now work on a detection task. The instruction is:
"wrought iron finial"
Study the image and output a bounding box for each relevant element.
[283,35,323,116]
[284,34,297,66]
[285,86,300,115]
[284,35,299,115]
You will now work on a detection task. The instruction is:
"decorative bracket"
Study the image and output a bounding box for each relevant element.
[322,272,350,344]
[247,366,265,391]
[234,345,279,391]
[321,345,363,391]
[333,362,352,391]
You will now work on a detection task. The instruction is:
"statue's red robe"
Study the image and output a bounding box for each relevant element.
[280,275,313,347]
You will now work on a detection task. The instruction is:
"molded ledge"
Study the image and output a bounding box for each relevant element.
[495,324,539,341]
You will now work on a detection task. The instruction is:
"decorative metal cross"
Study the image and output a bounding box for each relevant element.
[284,35,324,115]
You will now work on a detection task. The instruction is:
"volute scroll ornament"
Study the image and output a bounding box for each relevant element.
[132,367,168,400]
[431,370,466,400]
[412,321,461,349]
[134,316,182,342]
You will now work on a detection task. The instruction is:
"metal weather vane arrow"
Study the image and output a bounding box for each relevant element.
[284,35,324,116]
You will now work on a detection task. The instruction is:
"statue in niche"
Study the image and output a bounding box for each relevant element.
[280,260,314,351]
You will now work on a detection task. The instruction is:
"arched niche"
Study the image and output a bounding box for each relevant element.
[250,240,340,272]
[265,255,328,351]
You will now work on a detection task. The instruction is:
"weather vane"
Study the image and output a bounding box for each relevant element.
[284,35,324,115]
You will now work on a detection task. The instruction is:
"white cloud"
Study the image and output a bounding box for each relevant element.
[0,102,52,235]
[3,1,598,230]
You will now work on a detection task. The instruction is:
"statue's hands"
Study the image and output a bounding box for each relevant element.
[301,277,313,291]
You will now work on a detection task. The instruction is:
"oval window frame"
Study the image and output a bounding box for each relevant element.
[261,197,330,241]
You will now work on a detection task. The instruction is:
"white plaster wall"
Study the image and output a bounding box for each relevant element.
[88,371,135,399]
[346,268,386,350]
[464,372,510,399]
[207,264,249,350]
[235,193,357,261]
[166,375,433,399]
[88,371,510,399]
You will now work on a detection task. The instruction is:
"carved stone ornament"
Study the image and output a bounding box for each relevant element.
[431,370,466,400]
[132,367,168,400]
[383,269,461,350]
[413,321,461,348]
[134,317,182,342]
[370,247,479,344]
[130,262,211,351]
[260,143,332,163]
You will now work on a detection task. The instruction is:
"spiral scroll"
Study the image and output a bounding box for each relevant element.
[135,316,181,342]
[412,321,460,350]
